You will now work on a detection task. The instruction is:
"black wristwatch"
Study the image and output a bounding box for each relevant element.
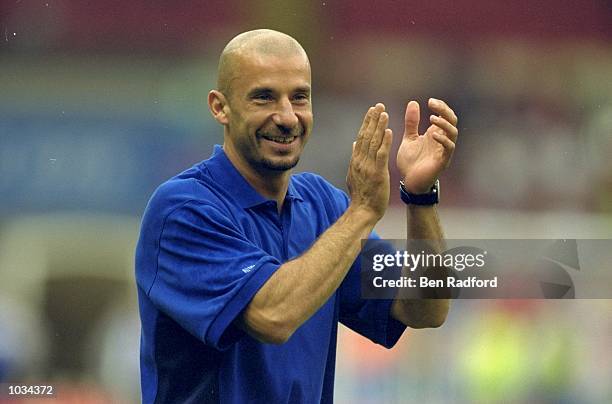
[399,179,440,205]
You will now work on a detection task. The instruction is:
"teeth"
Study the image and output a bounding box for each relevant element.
[264,136,295,144]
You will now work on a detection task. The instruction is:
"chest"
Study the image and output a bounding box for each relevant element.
[234,200,335,261]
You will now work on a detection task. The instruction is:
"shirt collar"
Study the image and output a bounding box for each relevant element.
[204,145,303,209]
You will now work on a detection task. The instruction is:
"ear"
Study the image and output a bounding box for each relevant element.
[208,90,230,125]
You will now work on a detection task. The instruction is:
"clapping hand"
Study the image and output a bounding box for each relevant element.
[396,99,458,194]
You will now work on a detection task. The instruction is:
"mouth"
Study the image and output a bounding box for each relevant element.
[259,134,298,144]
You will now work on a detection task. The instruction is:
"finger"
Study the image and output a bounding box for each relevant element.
[368,111,389,159]
[429,115,458,143]
[404,100,420,140]
[376,128,393,170]
[424,124,442,142]
[428,98,458,126]
[354,107,374,158]
[358,107,373,134]
[360,103,385,157]
[432,131,456,161]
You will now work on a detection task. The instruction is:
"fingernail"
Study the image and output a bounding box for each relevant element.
[430,98,440,106]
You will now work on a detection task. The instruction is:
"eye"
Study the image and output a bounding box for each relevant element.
[293,93,310,103]
[252,93,272,102]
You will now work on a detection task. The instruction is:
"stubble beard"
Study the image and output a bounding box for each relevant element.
[253,124,305,172]
[256,155,300,172]
[252,137,302,172]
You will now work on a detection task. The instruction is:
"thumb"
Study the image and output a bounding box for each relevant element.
[404,100,420,140]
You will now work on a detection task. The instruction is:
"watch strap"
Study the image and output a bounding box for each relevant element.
[399,179,440,205]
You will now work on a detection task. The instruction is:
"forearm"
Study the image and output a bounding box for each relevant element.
[405,204,445,249]
[241,205,377,343]
[391,97,458,328]
[391,205,450,328]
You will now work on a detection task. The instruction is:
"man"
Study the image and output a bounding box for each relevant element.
[135,29,458,403]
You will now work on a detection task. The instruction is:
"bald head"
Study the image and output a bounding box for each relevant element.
[217,29,310,97]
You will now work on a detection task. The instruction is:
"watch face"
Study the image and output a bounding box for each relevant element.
[434,179,440,200]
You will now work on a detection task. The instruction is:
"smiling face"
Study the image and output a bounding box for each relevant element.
[210,30,313,179]
[224,51,313,174]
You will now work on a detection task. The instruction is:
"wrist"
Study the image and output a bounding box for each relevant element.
[400,179,440,206]
[345,204,380,228]
[399,176,435,195]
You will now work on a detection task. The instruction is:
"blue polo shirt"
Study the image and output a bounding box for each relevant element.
[135,145,406,403]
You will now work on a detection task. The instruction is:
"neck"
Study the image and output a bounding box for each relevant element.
[223,143,290,211]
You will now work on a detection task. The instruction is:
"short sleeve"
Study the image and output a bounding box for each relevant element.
[338,232,407,348]
[148,201,280,350]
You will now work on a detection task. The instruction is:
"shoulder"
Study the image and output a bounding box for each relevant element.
[141,162,231,228]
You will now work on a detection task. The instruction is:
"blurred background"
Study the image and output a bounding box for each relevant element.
[0,0,611,402]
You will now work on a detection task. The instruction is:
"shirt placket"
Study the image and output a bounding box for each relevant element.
[259,201,289,260]
[279,200,293,261]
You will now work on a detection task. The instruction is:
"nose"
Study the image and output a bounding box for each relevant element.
[272,98,299,128]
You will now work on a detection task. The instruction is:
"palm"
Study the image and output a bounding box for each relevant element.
[397,125,447,192]
[396,100,455,194]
